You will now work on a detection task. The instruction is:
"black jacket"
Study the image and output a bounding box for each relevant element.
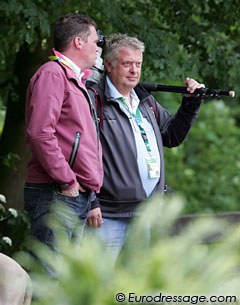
[88,79,202,217]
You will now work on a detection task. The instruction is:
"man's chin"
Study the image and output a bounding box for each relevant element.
[126,80,139,88]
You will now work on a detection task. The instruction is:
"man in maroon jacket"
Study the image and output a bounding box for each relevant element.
[24,13,103,256]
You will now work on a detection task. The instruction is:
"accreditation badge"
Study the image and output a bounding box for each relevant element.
[146,156,160,179]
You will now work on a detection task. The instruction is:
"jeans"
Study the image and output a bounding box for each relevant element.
[86,217,150,265]
[24,183,92,275]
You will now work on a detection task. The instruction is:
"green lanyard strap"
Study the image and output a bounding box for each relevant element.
[135,108,152,153]
[119,97,152,154]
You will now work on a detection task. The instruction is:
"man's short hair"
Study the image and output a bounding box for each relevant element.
[104,33,145,66]
[53,13,96,52]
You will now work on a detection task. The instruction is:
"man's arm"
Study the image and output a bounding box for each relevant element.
[25,70,77,188]
[155,78,205,147]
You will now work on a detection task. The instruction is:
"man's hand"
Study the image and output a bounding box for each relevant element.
[86,207,103,228]
[184,77,205,96]
[61,181,86,197]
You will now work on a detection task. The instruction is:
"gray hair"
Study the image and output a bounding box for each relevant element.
[104,33,145,66]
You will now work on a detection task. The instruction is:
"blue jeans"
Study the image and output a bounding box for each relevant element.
[24,183,92,250]
[86,217,150,265]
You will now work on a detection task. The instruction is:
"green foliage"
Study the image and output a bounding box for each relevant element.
[1,0,240,90]
[0,108,6,135]
[0,152,20,169]
[0,0,66,69]
[164,100,240,213]
[18,197,240,305]
[83,0,240,95]
[0,194,30,256]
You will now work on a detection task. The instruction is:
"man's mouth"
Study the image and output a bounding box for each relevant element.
[127,77,138,81]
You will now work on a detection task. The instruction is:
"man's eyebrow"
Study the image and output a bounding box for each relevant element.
[121,60,142,63]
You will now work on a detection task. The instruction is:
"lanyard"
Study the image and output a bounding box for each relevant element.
[120,97,152,154]
[120,97,160,179]
[49,55,81,78]
[49,55,73,69]
[135,108,152,154]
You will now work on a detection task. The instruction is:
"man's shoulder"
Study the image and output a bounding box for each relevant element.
[86,80,104,91]
[37,60,63,74]
[30,61,65,84]
[87,81,105,101]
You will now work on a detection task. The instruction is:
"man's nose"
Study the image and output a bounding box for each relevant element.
[130,63,138,72]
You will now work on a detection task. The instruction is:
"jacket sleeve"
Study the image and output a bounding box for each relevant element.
[154,95,202,147]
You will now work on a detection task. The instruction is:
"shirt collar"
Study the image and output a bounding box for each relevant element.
[61,54,83,80]
[106,75,122,99]
[52,49,84,80]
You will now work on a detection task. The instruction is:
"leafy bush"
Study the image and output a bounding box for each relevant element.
[0,194,30,256]
[164,100,240,213]
[18,196,240,305]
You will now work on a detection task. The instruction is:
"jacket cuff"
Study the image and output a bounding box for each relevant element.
[59,179,76,191]
[183,95,203,104]
[182,96,203,110]
[90,194,100,210]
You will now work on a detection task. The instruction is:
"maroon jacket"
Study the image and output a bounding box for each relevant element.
[25,52,103,192]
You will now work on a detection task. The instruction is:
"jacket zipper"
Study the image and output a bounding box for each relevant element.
[69,131,81,168]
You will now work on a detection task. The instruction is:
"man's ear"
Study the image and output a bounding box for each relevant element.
[74,36,84,49]
[105,60,112,73]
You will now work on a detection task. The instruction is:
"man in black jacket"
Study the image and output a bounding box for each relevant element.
[86,33,205,263]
